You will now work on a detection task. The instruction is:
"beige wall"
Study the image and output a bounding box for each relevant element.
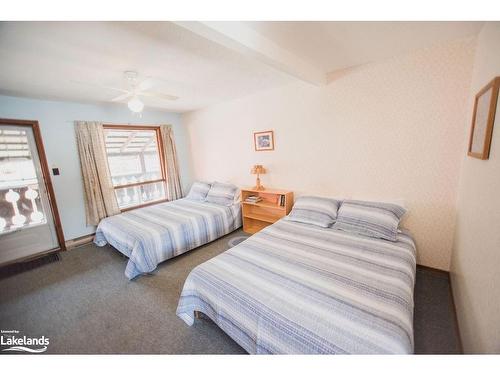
[184,38,475,270]
[450,23,500,353]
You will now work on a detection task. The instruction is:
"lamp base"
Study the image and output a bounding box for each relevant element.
[253,175,265,191]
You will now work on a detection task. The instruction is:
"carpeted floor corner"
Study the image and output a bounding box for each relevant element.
[0,229,460,354]
[0,230,247,354]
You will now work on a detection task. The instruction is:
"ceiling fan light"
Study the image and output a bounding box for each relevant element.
[127,96,144,113]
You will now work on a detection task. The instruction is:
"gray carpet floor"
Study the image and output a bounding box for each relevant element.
[0,229,460,354]
[413,267,462,354]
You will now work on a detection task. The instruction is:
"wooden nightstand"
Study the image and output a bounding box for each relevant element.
[241,188,294,234]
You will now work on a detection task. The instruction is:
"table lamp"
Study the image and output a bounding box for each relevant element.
[251,165,266,190]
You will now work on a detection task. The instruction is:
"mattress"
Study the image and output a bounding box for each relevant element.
[176,218,416,354]
[94,198,241,279]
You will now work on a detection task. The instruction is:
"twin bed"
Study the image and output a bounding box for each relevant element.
[94,187,416,354]
[95,198,241,279]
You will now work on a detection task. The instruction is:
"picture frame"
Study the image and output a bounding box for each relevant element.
[254,130,275,151]
[468,77,500,160]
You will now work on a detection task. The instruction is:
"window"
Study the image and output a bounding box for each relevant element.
[104,126,167,210]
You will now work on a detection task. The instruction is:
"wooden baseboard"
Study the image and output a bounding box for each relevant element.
[65,233,95,249]
[448,275,464,353]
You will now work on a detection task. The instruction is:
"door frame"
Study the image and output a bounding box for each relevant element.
[0,118,66,262]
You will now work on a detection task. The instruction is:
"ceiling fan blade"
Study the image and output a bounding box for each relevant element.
[71,80,129,94]
[136,77,154,92]
[139,91,179,101]
[102,86,130,94]
[111,92,133,102]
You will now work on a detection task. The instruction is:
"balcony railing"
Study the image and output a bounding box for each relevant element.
[115,181,166,208]
[0,185,46,234]
[111,171,161,188]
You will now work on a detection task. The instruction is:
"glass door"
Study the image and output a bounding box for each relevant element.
[0,121,62,265]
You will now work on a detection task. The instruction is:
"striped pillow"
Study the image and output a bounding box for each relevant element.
[186,181,211,201]
[332,200,406,242]
[345,200,407,219]
[205,182,238,206]
[285,196,340,228]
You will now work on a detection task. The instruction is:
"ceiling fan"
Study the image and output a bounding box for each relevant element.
[75,71,179,113]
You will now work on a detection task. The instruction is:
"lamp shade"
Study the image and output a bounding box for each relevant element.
[128,95,144,113]
[251,165,266,175]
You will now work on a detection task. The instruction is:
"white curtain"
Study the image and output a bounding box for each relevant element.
[159,125,183,201]
[75,121,120,225]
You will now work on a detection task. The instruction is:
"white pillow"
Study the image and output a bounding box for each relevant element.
[186,181,211,201]
[285,196,340,228]
[205,182,238,206]
[332,200,406,242]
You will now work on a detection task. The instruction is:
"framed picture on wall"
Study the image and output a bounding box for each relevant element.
[254,130,275,151]
[468,77,500,160]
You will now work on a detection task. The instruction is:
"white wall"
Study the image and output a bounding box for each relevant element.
[184,38,476,271]
[0,95,192,240]
[450,23,500,353]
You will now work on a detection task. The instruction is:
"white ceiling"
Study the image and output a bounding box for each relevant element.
[0,22,294,112]
[0,21,484,113]
[245,21,484,73]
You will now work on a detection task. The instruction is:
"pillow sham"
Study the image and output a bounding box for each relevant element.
[186,181,211,201]
[205,182,239,206]
[332,200,406,242]
[344,199,407,219]
[285,196,340,228]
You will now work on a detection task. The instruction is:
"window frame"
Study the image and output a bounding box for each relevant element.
[103,124,168,212]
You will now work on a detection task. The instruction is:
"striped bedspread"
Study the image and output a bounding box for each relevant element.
[176,219,416,354]
[94,198,241,280]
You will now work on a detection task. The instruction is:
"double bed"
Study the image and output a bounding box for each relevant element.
[176,218,416,354]
[95,198,241,279]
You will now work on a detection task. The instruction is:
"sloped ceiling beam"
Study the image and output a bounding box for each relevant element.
[174,21,327,86]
